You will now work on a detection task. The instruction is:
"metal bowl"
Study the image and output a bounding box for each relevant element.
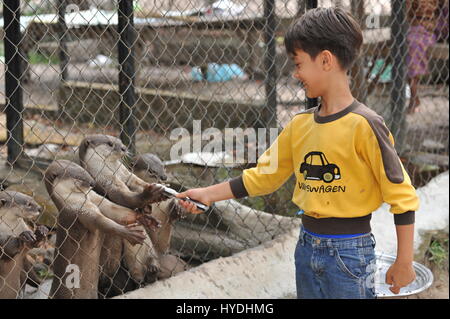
[375,252,434,298]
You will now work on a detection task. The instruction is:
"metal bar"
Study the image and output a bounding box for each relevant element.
[389,0,408,153]
[3,0,24,166]
[263,0,278,128]
[350,0,368,104]
[57,0,69,81]
[262,0,279,214]
[306,1,318,10]
[306,0,318,109]
[118,0,137,155]
[297,0,306,16]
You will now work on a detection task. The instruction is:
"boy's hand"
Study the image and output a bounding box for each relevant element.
[176,188,211,215]
[385,261,416,294]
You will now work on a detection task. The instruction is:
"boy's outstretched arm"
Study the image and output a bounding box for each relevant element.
[176,181,234,214]
[385,223,416,294]
[177,119,295,214]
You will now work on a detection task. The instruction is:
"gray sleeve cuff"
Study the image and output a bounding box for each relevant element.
[229,176,249,199]
[394,211,415,225]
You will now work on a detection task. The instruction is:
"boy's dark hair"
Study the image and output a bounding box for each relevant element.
[284,7,363,70]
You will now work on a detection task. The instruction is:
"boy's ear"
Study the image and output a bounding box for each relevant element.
[320,50,334,71]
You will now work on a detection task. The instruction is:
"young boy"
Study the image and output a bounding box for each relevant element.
[176,7,419,299]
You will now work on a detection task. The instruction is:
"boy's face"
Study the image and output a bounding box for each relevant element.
[291,49,327,98]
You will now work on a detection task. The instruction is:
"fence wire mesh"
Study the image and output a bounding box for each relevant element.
[0,0,448,299]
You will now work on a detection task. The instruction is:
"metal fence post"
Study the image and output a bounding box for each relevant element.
[390,0,408,153]
[297,0,306,16]
[118,0,137,155]
[263,0,278,128]
[57,0,69,81]
[306,0,318,109]
[3,0,24,166]
[350,0,368,104]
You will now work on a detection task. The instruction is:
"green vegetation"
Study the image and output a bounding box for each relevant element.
[21,0,53,16]
[28,51,60,65]
[37,267,54,280]
[426,235,449,270]
[0,43,59,65]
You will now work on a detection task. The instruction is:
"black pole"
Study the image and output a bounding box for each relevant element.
[350,0,368,104]
[118,0,137,155]
[262,0,279,214]
[306,0,318,109]
[57,0,69,81]
[3,0,24,166]
[390,0,408,153]
[263,0,277,128]
[297,0,306,16]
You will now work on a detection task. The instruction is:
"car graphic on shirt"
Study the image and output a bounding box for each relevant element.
[299,151,341,183]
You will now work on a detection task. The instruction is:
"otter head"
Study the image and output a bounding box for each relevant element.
[79,134,128,165]
[44,160,96,198]
[132,153,167,183]
[0,191,42,221]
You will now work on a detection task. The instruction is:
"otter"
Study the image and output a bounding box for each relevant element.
[98,225,160,298]
[131,153,167,182]
[45,160,154,299]
[0,191,47,299]
[78,134,167,210]
[78,136,171,296]
[132,153,189,280]
[98,153,189,297]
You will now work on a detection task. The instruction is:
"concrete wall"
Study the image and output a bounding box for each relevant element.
[58,81,266,132]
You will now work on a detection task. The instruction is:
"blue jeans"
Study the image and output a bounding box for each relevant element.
[295,226,377,299]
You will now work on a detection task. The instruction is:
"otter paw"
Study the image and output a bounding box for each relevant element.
[143,183,168,204]
[168,200,188,222]
[122,224,146,245]
[139,204,152,215]
[147,264,160,274]
[137,213,161,231]
[144,264,160,283]
[19,230,37,247]
[34,225,49,244]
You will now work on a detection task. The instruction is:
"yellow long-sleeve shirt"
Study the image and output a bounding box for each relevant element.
[230,100,419,234]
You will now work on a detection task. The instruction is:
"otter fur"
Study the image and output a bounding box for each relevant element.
[78,134,167,210]
[132,153,189,280]
[0,191,47,299]
[45,160,152,299]
[78,136,170,296]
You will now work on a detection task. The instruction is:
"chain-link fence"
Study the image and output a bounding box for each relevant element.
[0,0,448,299]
